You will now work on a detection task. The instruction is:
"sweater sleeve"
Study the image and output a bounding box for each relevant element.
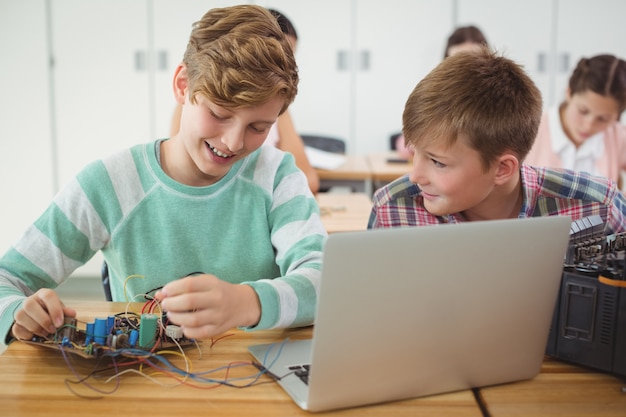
[0,160,113,349]
[241,149,327,330]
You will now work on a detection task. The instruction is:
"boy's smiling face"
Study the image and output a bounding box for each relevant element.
[408,134,503,219]
[171,93,283,187]
[165,64,286,187]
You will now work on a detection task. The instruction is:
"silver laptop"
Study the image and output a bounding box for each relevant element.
[249,216,572,412]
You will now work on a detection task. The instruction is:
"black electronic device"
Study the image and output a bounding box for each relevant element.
[546,215,626,378]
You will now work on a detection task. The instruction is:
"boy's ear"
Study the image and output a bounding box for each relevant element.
[173,64,189,105]
[493,153,520,185]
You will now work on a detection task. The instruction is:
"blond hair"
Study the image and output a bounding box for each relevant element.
[183,5,298,115]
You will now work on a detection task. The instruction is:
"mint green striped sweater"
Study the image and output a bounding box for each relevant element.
[0,140,326,347]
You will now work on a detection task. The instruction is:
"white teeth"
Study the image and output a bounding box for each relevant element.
[208,143,232,158]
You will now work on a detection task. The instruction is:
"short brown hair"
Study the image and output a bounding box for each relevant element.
[402,47,542,170]
[182,5,298,115]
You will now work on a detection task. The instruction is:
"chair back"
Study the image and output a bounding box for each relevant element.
[301,134,346,154]
[389,132,402,150]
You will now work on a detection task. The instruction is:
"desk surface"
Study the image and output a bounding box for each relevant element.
[315,154,371,181]
[0,302,481,417]
[316,192,372,233]
[367,151,412,183]
[2,302,625,417]
[480,356,626,416]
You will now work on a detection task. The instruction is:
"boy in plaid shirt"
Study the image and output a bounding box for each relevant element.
[369,48,626,234]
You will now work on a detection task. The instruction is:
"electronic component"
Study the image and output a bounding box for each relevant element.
[546,215,626,378]
[165,325,184,339]
[23,310,197,359]
[138,313,158,348]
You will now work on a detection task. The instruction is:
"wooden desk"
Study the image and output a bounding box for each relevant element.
[0,302,481,417]
[316,192,372,233]
[479,356,626,416]
[315,154,372,194]
[367,151,412,192]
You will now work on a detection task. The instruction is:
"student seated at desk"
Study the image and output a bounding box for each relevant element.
[0,5,326,350]
[169,9,320,194]
[525,54,626,190]
[368,47,626,234]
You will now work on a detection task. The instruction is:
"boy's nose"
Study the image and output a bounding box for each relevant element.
[408,156,425,185]
[221,128,245,153]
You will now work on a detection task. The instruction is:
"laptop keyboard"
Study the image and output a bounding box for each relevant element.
[288,364,311,385]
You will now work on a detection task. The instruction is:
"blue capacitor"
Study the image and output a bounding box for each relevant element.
[94,318,107,345]
[107,315,115,334]
[129,329,139,347]
[85,322,95,345]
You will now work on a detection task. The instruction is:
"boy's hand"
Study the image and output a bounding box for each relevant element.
[154,274,261,340]
[12,289,76,340]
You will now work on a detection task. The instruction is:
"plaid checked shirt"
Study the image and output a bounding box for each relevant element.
[368,165,626,235]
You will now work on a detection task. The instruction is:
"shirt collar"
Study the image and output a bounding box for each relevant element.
[519,165,538,218]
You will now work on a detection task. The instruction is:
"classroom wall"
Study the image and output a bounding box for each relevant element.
[1,0,626,278]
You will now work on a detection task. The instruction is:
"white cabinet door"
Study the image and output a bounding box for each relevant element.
[260,0,454,154]
[51,0,152,188]
[353,0,453,154]
[456,0,554,107]
[457,0,626,108]
[50,0,152,277]
[258,0,353,150]
[552,0,626,106]
[0,0,55,254]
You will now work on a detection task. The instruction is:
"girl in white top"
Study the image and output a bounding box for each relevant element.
[526,54,626,189]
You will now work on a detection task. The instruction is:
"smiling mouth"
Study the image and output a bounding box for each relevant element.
[207,142,234,159]
[420,190,438,199]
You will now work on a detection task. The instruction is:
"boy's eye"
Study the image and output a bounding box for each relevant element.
[250,125,268,134]
[431,158,446,168]
[210,110,228,120]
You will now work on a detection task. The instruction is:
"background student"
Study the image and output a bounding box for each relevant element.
[369,48,626,235]
[1,5,326,349]
[525,54,626,190]
[395,25,489,159]
[443,25,489,58]
[170,9,320,194]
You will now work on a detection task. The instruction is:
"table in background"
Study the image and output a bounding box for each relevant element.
[0,302,482,417]
[316,192,372,233]
[315,154,372,194]
[367,151,412,192]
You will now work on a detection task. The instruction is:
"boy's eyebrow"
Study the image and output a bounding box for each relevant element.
[251,120,277,127]
[255,119,277,125]
[423,149,449,160]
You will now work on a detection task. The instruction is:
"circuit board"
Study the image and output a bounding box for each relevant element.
[23,311,197,359]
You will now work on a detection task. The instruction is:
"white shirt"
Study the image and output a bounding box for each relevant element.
[548,106,605,176]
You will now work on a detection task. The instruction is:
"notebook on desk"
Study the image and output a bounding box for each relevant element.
[248,216,572,412]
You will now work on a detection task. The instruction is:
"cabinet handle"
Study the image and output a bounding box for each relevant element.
[157,50,168,71]
[537,52,547,74]
[337,50,349,71]
[560,53,570,73]
[134,50,146,71]
[359,50,370,71]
